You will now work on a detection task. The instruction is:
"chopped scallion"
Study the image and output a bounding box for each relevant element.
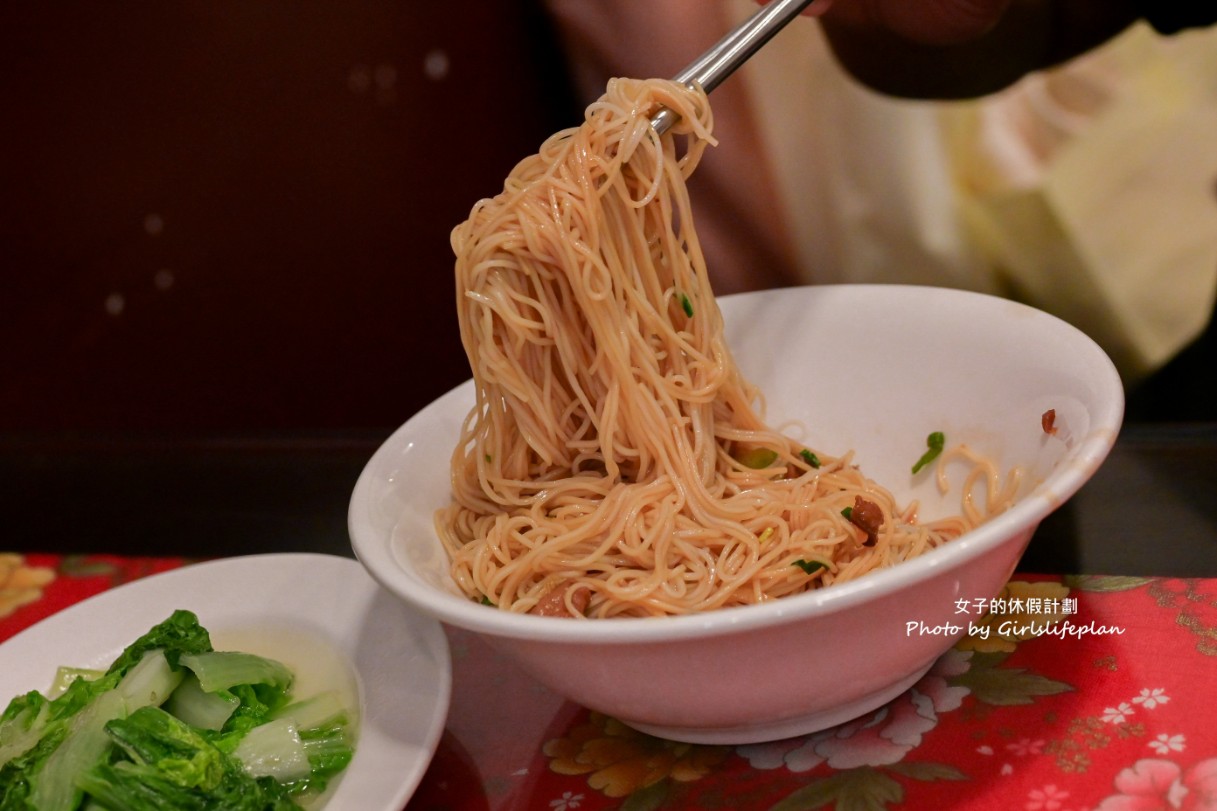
[792,559,825,575]
[799,449,821,468]
[911,431,946,474]
[679,293,694,318]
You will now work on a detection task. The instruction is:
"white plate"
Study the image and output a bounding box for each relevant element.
[0,552,451,810]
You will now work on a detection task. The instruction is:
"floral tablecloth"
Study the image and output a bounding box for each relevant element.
[3,553,1215,810]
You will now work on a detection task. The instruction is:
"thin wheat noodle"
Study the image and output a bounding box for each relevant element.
[439,78,1012,618]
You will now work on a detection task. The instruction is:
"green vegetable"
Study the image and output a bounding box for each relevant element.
[179,652,292,696]
[233,718,311,784]
[841,506,853,519]
[105,609,213,675]
[2,611,205,811]
[679,293,694,318]
[911,431,946,474]
[0,692,50,768]
[76,706,299,811]
[272,692,347,733]
[216,682,289,749]
[48,669,103,700]
[734,447,779,469]
[28,689,128,811]
[26,650,185,811]
[792,559,826,575]
[268,691,355,793]
[298,722,355,791]
[0,611,356,810]
[271,693,354,794]
[164,674,239,732]
[799,449,821,469]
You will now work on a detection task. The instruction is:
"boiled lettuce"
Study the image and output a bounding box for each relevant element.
[0,610,355,810]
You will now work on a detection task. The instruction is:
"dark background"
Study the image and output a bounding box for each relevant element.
[1,1,577,433]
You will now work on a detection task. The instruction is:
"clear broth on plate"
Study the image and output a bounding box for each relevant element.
[211,623,361,809]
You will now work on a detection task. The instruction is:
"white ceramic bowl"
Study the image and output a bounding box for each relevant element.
[349,285,1123,745]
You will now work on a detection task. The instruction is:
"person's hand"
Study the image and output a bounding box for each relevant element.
[814,0,1013,46]
[799,0,1140,98]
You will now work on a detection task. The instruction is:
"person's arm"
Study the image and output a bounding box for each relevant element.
[815,0,1141,98]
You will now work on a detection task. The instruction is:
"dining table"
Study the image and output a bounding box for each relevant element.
[2,419,1215,810]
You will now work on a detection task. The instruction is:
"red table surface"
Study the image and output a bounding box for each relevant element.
[3,553,1215,811]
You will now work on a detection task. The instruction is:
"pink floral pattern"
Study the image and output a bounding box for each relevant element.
[1027,783,1071,810]
[1095,758,1217,810]
[739,648,972,772]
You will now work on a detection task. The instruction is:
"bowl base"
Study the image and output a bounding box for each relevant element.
[622,661,934,745]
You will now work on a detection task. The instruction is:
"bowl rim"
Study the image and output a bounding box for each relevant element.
[350,284,1125,645]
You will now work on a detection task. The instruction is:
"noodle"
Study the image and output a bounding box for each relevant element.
[439,78,1012,618]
